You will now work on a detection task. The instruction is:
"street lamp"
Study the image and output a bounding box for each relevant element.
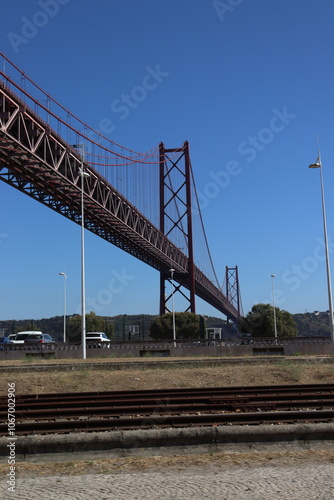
[59,272,67,342]
[72,144,90,360]
[309,152,334,354]
[271,274,277,340]
[170,268,176,347]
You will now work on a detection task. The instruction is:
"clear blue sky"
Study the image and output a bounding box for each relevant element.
[1,0,334,322]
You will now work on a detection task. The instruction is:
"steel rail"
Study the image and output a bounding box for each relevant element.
[1,398,334,424]
[1,382,333,404]
[1,409,334,436]
[2,390,334,412]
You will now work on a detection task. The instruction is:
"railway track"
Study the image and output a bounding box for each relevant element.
[1,383,334,436]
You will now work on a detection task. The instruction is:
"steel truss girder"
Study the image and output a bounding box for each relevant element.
[0,84,239,321]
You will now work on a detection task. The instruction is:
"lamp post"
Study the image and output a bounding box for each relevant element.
[271,274,277,340]
[309,152,334,354]
[170,268,176,347]
[59,272,67,342]
[72,144,90,360]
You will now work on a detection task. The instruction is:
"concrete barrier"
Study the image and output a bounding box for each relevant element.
[0,338,331,360]
[1,423,334,462]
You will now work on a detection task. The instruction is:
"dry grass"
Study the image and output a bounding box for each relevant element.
[1,450,334,478]
[1,356,334,395]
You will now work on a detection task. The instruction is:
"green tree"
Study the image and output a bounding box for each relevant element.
[67,312,113,342]
[239,303,298,338]
[150,312,200,340]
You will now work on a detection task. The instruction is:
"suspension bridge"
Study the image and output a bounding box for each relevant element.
[0,53,241,324]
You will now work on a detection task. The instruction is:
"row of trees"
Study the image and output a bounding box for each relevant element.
[149,304,298,340]
[64,305,298,341]
[6,304,299,341]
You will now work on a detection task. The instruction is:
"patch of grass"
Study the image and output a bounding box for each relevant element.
[77,366,91,377]
[313,364,334,380]
[115,352,135,358]
[22,356,38,363]
[278,359,302,381]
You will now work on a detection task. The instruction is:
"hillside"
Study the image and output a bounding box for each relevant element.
[0,314,228,342]
[293,311,331,337]
[0,311,330,341]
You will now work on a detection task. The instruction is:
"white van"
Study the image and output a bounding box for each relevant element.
[86,332,110,347]
[11,331,43,344]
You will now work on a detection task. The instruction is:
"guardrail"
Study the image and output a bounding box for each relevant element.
[0,337,330,351]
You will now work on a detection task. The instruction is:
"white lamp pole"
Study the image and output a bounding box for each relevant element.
[72,144,90,360]
[271,274,277,340]
[309,152,334,354]
[59,272,67,342]
[170,268,176,347]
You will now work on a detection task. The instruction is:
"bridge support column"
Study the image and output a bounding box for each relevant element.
[159,141,196,316]
[226,266,241,334]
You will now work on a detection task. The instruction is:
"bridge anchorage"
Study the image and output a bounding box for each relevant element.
[0,52,241,326]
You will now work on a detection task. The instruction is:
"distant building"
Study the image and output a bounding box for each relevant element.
[205,327,223,340]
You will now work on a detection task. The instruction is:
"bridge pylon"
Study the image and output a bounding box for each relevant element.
[159,141,196,316]
[225,266,242,334]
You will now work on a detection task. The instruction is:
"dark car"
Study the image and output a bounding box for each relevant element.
[24,333,55,344]
[0,336,13,350]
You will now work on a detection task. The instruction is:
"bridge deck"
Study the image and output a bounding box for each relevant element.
[0,81,239,321]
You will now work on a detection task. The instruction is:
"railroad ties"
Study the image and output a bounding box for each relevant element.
[1,383,334,435]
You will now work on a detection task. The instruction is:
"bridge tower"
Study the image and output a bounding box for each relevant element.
[159,141,196,316]
[225,266,241,334]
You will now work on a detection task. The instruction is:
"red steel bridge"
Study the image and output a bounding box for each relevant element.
[0,53,241,323]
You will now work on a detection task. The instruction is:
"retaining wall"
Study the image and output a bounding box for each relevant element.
[0,339,331,360]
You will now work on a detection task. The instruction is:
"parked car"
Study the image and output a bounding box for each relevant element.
[11,331,43,344]
[24,333,55,344]
[86,332,110,347]
[0,336,13,350]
